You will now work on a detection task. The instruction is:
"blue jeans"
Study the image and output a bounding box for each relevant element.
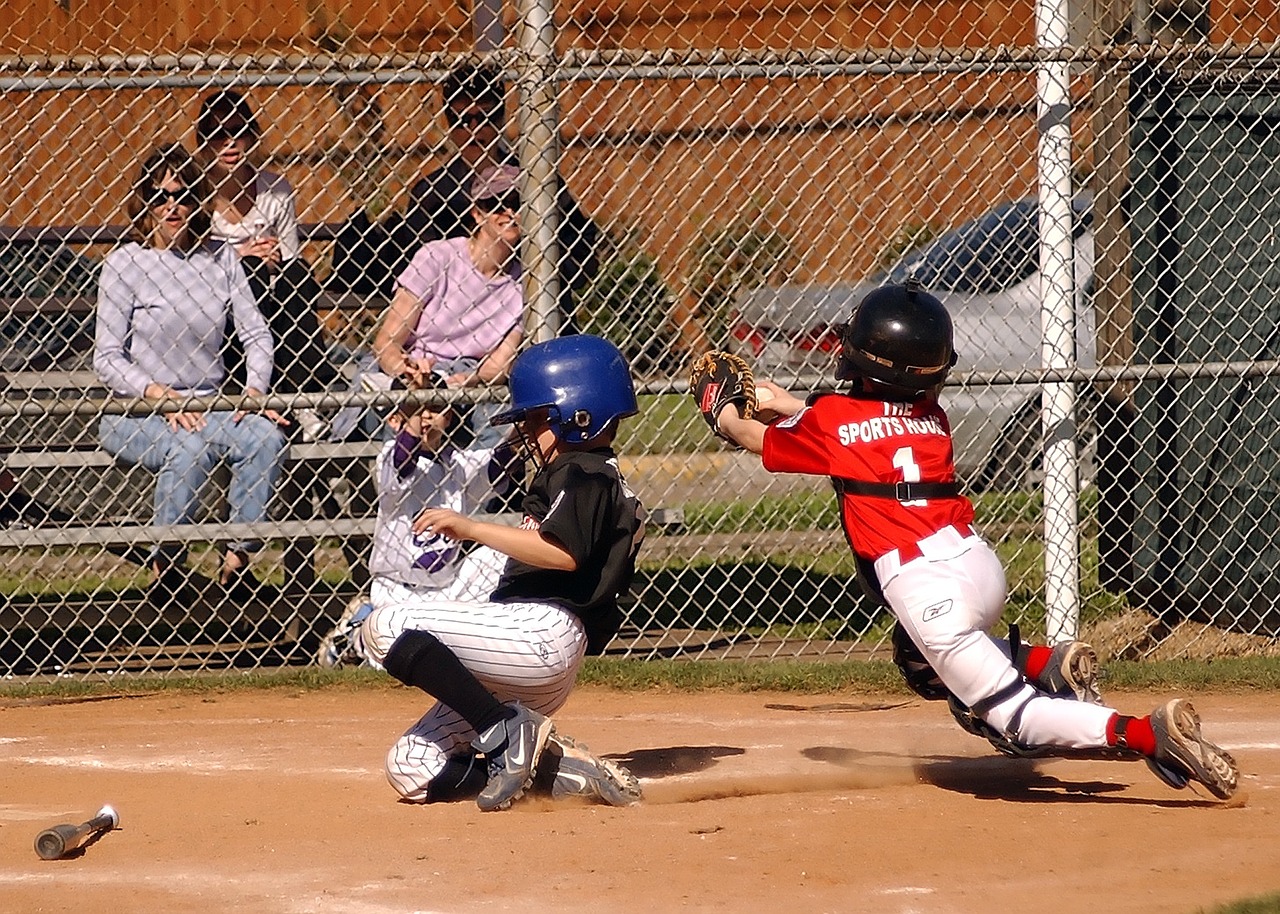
[99,412,287,559]
[432,357,505,450]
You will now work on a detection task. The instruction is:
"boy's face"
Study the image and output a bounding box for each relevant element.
[394,407,454,453]
[517,408,558,461]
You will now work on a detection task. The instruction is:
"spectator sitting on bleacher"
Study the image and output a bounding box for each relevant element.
[196,88,341,442]
[92,142,289,600]
[339,164,524,450]
[328,60,601,332]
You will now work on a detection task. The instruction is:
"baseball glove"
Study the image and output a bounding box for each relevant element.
[688,351,757,439]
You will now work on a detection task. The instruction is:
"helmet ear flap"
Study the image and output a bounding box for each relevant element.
[833,324,860,382]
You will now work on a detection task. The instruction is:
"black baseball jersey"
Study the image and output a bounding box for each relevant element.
[491,448,645,654]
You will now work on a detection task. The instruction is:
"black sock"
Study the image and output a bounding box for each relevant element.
[425,753,488,803]
[382,629,513,734]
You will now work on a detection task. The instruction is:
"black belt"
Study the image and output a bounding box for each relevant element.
[833,478,961,501]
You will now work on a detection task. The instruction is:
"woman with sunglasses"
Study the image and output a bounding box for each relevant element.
[330,60,599,332]
[93,142,289,600]
[196,89,340,441]
[367,164,525,449]
[197,90,296,270]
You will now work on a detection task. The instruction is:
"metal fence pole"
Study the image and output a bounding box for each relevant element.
[1037,0,1081,642]
[514,0,562,343]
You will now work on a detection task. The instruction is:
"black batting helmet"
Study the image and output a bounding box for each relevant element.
[834,279,957,397]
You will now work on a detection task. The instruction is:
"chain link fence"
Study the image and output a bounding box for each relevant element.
[3,0,1280,678]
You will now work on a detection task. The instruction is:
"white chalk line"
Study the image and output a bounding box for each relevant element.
[2,753,370,777]
[878,886,936,895]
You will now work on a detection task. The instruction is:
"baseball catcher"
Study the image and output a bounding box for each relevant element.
[690,281,1239,800]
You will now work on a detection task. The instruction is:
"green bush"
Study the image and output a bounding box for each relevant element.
[687,204,794,347]
[875,221,939,269]
[575,241,681,378]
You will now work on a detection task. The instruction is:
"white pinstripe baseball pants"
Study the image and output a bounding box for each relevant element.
[358,546,588,801]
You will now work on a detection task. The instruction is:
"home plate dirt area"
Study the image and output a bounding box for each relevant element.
[1,686,1276,914]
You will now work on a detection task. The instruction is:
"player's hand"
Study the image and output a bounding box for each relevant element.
[754,380,804,419]
[413,507,475,542]
[715,401,744,430]
[715,402,753,443]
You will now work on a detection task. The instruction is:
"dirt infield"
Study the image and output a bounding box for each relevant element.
[2,685,1277,914]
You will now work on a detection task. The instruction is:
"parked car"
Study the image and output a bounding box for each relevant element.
[729,196,1097,489]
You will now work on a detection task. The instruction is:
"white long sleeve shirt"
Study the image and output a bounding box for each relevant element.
[209,170,301,263]
[93,240,274,396]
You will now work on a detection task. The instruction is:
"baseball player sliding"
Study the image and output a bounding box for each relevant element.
[690,280,1239,800]
[324,335,644,810]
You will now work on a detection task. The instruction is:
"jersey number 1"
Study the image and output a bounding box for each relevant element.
[892,447,927,507]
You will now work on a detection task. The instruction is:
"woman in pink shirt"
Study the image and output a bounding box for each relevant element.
[373,165,524,448]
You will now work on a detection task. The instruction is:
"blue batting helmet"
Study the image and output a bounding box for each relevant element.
[490,335,638,443]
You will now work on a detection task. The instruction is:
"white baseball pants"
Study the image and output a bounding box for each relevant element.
[876,526,1116,749]
[359,546,588,800]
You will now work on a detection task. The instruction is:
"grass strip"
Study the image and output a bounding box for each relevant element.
[4,656,1280,702]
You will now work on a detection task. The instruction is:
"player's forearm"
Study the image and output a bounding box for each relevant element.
[469,523,578,571]
[373,289,420,376]
[718,407,767,455]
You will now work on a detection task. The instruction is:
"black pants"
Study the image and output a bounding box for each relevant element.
[225,256,341,396]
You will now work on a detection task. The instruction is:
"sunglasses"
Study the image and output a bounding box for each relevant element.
[146,187,199,208]
[476,194,520,214]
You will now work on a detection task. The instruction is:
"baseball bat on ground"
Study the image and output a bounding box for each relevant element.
[34,805,119,860]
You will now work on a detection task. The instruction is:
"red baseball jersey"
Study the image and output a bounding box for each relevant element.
[762,392,975,560]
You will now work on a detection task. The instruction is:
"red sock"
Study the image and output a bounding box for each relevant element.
[1106,713,1157,755]
[1022,645,1052,681]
